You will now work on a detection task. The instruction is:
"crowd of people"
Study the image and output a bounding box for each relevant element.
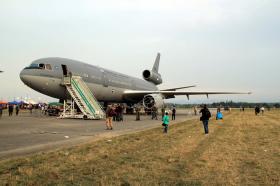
[0,103,61,118]
[3,104,23,117]
[155,104,271,135]
[197,104,271,135]
[1,101,273,136]
[103,104,175,133]
[105,104,125,130]
[255,105,265,115]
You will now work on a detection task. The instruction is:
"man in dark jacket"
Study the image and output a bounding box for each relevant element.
[0,104,3,118]
[199,104,211,134]
[172,106,176,120]
[8,104,14,116]
[255,106,260,115]
[15,105,20,116]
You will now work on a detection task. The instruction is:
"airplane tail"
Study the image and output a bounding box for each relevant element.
[152,53,160,73]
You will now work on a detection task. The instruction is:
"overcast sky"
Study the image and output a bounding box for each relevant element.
[0,0,279,103]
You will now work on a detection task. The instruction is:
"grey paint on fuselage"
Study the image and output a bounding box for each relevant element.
[20,57,158,103]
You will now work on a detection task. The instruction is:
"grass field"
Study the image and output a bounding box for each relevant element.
[0,110,279,185]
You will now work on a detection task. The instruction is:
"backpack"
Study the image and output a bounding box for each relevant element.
[109,109,116,116]
[206,109,211,118]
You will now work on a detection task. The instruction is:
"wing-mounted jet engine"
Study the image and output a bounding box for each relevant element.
[142,53,162,85]
[143,94,164,109]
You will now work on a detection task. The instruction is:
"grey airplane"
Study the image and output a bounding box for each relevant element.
[20,53,250,108]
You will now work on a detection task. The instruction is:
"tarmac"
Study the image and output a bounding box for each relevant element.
[0,109,197,159]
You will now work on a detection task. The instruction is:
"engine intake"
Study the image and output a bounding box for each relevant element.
[143,94,164,109]
[142,70,162,85]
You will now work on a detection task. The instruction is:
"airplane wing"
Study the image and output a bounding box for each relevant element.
[124,90,251,99]
[160,85,196,91]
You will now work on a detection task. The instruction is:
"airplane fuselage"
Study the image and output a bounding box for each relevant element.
[20,57,158,103]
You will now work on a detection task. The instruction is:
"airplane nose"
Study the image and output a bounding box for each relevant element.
[20,69,30,85]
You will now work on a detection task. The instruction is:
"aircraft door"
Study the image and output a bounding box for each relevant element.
[61,65,68,76]
[101,70,109,87]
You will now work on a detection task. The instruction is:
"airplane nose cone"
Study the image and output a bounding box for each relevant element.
[20,69,30,85]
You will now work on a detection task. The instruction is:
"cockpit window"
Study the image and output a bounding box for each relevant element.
[24,64,40,69]
[24,63,52,70]
[30,64,38,68]
[45,64,52,70]
[39,63,45,69]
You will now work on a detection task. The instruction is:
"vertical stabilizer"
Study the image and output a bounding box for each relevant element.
[142,53,162,85]
[152,53,160,73]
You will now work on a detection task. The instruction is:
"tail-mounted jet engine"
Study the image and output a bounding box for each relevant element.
[142,70,162,85]
[143,94,164,109]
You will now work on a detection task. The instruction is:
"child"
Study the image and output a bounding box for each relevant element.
[162,111,170,133]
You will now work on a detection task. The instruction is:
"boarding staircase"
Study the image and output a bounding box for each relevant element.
[60,76,105,119]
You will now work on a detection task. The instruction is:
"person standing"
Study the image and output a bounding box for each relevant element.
[151,106,155,120]
[255,106,260,115]
[172,106,176,120]
[216,107,223,120]
[0,104,3,118]
[199,105,211,134]
[41,105,45,115]
[151,106,158,120]
[29,104,33,114]
[119,104,124,122]
[162,111,170,133]
[135,104,141,121]
[8,104,13,116]
[112,104,117,121]
[154,106,158,120]
[115,104,120,121]
[105,105,114,130]
[15,105,19,116]
[194,106,198,115]
[260,106,265,115]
